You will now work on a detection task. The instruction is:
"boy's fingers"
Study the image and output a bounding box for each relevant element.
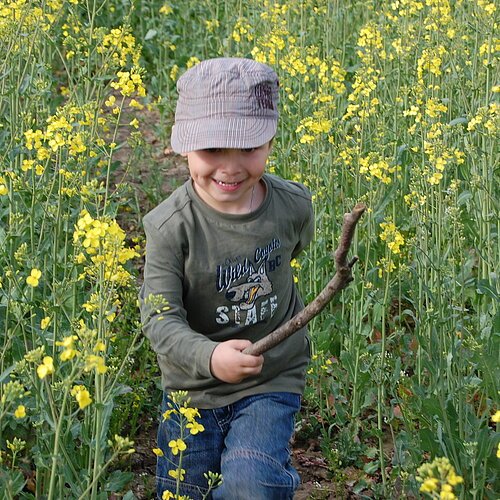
[226,338,252,351]
[241,353,264,368]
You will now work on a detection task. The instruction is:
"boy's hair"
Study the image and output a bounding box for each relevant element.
[171,58,279,154]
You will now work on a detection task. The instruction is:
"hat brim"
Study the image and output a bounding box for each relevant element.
[171,117,277,154]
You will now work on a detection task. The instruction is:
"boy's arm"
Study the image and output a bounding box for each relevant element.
[139,218,263,383]
[139,218,217,380]
[291,190,315,259]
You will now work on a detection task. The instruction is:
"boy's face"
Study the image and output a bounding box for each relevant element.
[183,141,272,214]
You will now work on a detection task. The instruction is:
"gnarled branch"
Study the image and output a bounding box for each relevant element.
[243,203,366,356]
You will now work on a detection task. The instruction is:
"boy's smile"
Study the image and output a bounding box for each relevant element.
[183,142,272,214]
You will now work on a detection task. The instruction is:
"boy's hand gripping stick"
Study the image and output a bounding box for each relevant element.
[243,203,366,356]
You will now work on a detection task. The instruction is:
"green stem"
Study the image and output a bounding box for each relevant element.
[47,380,71,500]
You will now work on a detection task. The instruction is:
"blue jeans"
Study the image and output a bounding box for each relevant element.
[156,391,301,500]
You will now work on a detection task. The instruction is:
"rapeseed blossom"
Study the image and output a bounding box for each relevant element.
[186,420,204,435]
[98,26,141,67]
[84,354,108,374]
[0,175,8,195]
[359,153,399,184]
[71,385,92,409]
[296,112,332,144]
[36,356,54,379]
[417,456,463,499]
[168,438,187,456]
[6,438,26,454]
[232,17,253,43]
[26,268,42,287]
[56,335,79,361]
[290,258,301,283]
[159,3,173,15]
[40,316,51,330]
[109,434,135,454]
[168,468,186,480]
[73,210,139,286]
[14,405,26,418]
[162,491,189,500]
[379,220,405,255]
[110,68,146,97]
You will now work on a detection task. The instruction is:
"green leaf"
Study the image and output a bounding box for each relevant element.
[145,29,157,40]
[476,280,498,300]
[122,491,137,500]
[0,364,15,384]
[104,470,134,492]
[0,468,26,497]
[449,116,468,126]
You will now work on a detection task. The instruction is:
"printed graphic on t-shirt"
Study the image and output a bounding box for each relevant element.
[215,238,282,326]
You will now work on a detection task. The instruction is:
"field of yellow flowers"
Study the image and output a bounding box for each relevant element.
[0,0,498,498]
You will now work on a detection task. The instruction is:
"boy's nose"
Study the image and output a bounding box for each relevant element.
[218,152,243,172]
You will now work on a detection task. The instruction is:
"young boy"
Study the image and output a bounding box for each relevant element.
[139,57,314,500]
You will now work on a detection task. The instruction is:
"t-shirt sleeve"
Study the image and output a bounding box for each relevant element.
[139,216,217,380]
[292,186,315,259]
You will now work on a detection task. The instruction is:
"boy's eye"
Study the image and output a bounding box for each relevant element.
[204,148,222,153]
[242,148,257,153]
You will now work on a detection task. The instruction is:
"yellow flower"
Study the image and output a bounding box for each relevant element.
[94,340,106,352]
[186,56,200,69]
[159,3,173,15]
[379,220,405,255]
[60,348,78,361]
[162,491,175,500]
[186,421,205,435]
[162,409,176,421]
[14,405,26,419]
[420,477,439,492]
[84,354,108,374]
[36,356,54,379]
[22,159,35,172]
[129,99,144,109]
[40,316,51,330]
[71,385,92,409]
[105,95,116,107]
[417,457,463,498]
[56,335,77,348]
[168,438,186,455]
[179,406,200,422]
[26,268,42,287]
[0,177,8,196]
[152,448,164,457]
[491,410,500,423]
[168,468,186,481]
[170,64,179,81]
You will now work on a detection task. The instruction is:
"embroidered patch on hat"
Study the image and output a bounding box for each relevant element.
[254,82,276,111]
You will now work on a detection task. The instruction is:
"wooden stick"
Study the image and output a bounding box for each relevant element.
[243,203,366,356]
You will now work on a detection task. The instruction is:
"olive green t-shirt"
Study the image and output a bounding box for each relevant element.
[139,173,314,409]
